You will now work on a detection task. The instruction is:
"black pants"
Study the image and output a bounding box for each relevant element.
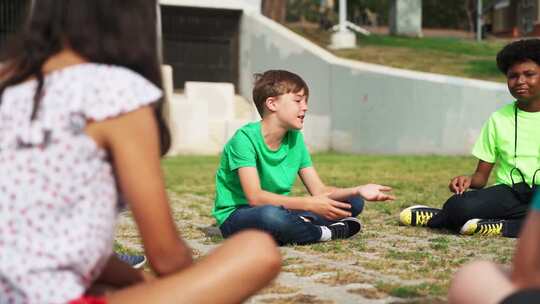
[501,289,540,304]
[427,184,530,238]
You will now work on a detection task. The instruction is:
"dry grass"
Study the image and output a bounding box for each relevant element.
[113,154,517,302]
[347,287,388,299]
[260,294,334,304]
[258,282,301,295]
[315,270,371,286]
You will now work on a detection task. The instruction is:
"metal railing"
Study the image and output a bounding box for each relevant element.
[160,5,240,89]
[0,0,28,51]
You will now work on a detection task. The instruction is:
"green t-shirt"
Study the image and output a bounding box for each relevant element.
[472,102,540,187]
[213,121,313,225]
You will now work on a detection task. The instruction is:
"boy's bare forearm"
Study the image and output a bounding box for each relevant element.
[326,187,356,201]
[248,189,354,220]
[469,172,489,189]
[249,190,310,211]
[469,160,493,189]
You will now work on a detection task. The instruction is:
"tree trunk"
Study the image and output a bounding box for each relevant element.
[464,0,475,32]
[262,0,286,23]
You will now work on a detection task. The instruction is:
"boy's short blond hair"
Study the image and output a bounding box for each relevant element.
[252,70,309,117]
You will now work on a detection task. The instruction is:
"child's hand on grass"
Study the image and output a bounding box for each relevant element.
[307,195,352,220]
[449,175,471,194]
[357,184,395,201]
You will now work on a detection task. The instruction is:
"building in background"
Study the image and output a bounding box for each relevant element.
[159,1,261,91]
[159,0,512,156]
[0,0,514,156]
[484,0,540,37]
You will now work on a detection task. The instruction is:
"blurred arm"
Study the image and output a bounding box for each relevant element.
[511,211,540,288]
[87,107,193,276]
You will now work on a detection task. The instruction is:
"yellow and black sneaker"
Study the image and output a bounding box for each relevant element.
[460,219,504,236]
[399,205,440,227]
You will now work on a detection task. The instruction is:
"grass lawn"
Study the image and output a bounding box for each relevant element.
[159,153,515,301]
[287,24,508,83]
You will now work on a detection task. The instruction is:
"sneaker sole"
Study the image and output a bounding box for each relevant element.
[132,256,147,269]
[399,205,429,226]
[460,219,480,235]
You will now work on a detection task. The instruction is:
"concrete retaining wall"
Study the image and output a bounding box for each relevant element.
[239,12,512,155]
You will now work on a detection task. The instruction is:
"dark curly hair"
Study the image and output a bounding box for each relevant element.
[0,0,170,155]
[496,39,540,75]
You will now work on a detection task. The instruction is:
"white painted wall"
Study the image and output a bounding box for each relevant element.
[239,12,512,155]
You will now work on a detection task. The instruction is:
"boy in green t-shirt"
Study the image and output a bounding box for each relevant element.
[399,39,540,238]
[213,70,395,245]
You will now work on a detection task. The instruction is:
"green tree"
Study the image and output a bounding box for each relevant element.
[348,0,390,25]
[423,0,499,30]
[263,0,287,23]
[286,0,321,23]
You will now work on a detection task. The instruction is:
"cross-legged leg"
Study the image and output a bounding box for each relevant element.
[219,205,323,245]
[428,184,528,237]
[106,230,281,304]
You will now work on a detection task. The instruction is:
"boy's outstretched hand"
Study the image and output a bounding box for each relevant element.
[357,184,395,201]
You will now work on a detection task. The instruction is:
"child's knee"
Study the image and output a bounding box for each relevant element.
[443,195,472,219]
[233,230,278,249]
[257,205,292,229]
[348,196,365,216]
[233,230,281,274]
[449,260,504,304]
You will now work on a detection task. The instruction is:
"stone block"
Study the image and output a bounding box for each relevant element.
[185,81,235,121]
[329,30,357,50]
[166,94,210,155]
[389,0,422,37]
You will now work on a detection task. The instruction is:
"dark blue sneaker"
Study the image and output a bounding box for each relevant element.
[116,253,147,269]
[328,217,362,240]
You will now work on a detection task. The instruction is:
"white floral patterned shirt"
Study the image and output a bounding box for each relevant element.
[0,63,161,304]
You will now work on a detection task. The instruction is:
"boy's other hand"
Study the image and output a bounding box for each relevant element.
[308,195,352,220]
[357,184,395,201]
[449,175,471,194]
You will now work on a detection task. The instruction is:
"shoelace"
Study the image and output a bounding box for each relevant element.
[477,223,503,236]
[416,211,434,225]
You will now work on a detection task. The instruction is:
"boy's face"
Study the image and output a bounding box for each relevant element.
[507,59,540,103]
[273,89,308,130]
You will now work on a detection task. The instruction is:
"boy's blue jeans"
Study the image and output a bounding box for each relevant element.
[219,196,364,245]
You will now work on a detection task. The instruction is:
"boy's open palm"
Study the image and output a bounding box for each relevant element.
[357,184,395,201]
[309,195,352,220]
